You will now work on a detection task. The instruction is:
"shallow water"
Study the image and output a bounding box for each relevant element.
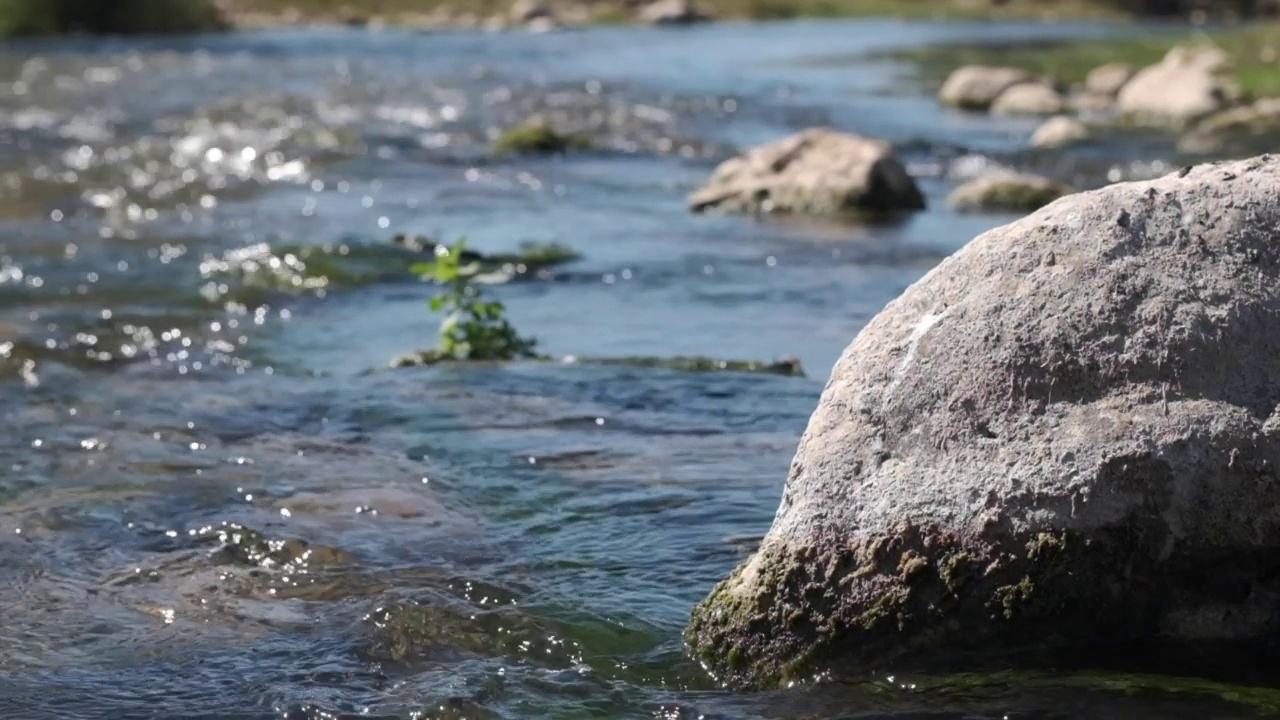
[0,18,1277,719]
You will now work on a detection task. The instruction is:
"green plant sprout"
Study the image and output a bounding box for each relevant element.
[411,239,540,361]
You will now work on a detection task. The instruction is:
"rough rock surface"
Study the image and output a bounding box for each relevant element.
[688,128,925,217]
[990,83,1066,116]
[940,66,1036,110]
[1085,63,1137,97]
[1030,116,1089,148]
[1118,46,1231,125]
[948,172,1072,212]
[686,154,1280,688]
[637,0,709,24]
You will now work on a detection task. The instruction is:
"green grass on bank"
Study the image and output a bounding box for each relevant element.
[881,21,1280,99]
[0,0,224,35]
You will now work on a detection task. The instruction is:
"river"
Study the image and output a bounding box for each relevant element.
[0,17,1274,719]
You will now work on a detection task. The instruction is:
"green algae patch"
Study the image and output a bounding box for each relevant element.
[200,237,579,302]
[568,354,805,377]
[492,121,593,156]
[387,352,806,377]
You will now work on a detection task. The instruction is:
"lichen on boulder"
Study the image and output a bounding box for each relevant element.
[686,154,1280,689]
[688,128,925,219]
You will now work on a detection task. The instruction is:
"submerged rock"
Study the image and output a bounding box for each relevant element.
[1118,46,1232,126]
[990,83,1065,116]
[939,66,1036,111]
[948,172,1072,213]
[686,155,1280,688]
[637,0,710,24]
[688,128,925,218]
[1030,115,1089,148]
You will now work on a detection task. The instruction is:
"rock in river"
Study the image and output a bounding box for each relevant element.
[947,171,1072,213]
[939,66,1036,111]
[637,0,710,24]
[1118,46,1232,126]
[686,155,1280,688]
[688,128,925,218]
[1030,115,1088,148]
[1084,63,1137,97]
[990,82,1065,116]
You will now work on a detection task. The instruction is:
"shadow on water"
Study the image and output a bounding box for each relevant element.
[0,15,1274,720]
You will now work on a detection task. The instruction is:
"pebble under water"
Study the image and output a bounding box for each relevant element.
[0,18,1278,720]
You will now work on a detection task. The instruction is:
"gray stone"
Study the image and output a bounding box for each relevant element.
[939,66,1036,111]
[1084,63,1137,97]
[1118,46,1232,126]
[990,82,1066,116]
[687,154,1280,688]
[1030,115,1089,148]
[637,0,709,24]
[688,128,925,218]
[948,171,1072,212]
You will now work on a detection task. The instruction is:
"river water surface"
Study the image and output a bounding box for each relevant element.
[1,18,1276,720]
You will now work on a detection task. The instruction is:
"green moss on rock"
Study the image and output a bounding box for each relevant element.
[492,121,592,155]
[685,513,1280,689]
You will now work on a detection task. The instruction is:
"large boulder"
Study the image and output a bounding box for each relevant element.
[939,66,1036,111]
[948,171,1072,212]
[990,82,1066,116]
[1117,46,1232,125]
[688,128,925,218]
[686,155,1280,688]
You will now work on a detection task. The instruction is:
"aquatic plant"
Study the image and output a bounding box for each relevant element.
[412,239,540,362]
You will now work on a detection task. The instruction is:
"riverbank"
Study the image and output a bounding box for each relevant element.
[884,20,1280,98]
[0,0,1251,37]
[216,0,1127,29]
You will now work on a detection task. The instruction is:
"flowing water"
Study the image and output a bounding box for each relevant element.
[0,18,1276,720]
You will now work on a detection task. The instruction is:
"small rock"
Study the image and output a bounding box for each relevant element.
[1030,116,1088,148]
[939,66,1036,111]
[688,128,925,218]
[948,172,1073,213]
[1085,63,1137,97]
[1179,98,1280,154]
[525,15,560,32]
[637,0,710,24]
[990,82,1066,116]
[509,0,553,23]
